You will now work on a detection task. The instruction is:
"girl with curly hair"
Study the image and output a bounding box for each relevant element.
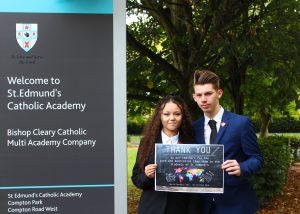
[132,95,201,214]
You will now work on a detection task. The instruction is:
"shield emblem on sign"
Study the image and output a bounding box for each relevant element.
[16,23,38,52]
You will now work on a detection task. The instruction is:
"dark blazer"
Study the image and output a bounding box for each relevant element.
[193,110,263,214]
[131,134,202,214]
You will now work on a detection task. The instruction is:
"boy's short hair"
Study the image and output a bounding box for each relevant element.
[193,70,220,90]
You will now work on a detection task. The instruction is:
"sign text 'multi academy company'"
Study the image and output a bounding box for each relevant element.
[0,1,117,213]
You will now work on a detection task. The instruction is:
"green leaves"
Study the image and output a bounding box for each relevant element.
[252,136,292,206]
[127,0,300,121]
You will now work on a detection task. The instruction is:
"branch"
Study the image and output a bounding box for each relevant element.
[126,0,153,12]
[127,29,187,90]
[141,0,177,37]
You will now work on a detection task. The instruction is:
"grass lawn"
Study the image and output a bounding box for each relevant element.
[127,147,141,214]
[129,135,142,142]
[127,147,138,188]
[272,133,300,137]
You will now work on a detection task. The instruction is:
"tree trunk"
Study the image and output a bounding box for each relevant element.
[179,84,202,120]
[229,58,246,115]
[188,100,203,121]
[259,108,271,138]
[231,75,244,115]
[169,0,192,73]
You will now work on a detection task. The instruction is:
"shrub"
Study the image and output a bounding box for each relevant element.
[252,136,292,206]
[251,117,300,133]
[127,120,145,135]
[269,118,300,133]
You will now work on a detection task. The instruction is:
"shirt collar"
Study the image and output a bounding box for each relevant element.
[204,106,224,126]
[161,130,179,144]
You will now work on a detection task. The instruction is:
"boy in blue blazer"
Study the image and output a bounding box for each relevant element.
[192,70,263,214]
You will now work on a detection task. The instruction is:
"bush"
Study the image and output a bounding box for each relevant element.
[127,120,145,135]
[251,117,300,133]
[269,118,300,133]
[252,136,292,206]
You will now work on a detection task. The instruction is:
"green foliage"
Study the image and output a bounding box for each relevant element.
[128,116,300,135]
[252,136,292,206]
[128,116,147,135]
[127,122,144,135]
[251,117,300,133]
[269,118,300,133]
[127,0,300,122]
[286,100,300,120]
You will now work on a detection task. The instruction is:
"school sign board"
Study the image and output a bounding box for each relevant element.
[0,1,126,213]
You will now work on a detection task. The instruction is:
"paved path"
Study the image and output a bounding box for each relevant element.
[291,162,300,173]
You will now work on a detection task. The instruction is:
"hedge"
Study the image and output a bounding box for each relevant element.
[127,120,145,135]
[252,136,292,206]
[252,117,300,133]
[128,118,300,134]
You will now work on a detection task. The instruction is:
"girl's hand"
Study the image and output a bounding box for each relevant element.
[144,164,157,178]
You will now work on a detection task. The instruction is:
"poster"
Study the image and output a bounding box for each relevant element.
[155,144,224,193]
[0,1,115,213]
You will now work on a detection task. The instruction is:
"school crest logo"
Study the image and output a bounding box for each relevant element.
[16,23,38,52]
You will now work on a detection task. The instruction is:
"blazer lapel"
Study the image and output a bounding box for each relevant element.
[214,111,230,144]
[157,134,163,144]
[196,118,205,144]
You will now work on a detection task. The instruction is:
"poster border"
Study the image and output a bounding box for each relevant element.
[155,144,224,194]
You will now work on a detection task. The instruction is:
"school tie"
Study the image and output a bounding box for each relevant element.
[208,120,217,144]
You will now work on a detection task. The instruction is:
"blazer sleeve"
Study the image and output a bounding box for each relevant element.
[239,117,263,177]
[131,139,155,189]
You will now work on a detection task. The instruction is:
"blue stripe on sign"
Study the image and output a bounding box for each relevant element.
[0,184,114,190]
[0,0,112,14]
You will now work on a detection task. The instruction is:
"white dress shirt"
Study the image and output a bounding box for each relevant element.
[161,130,179,144]
[204,106,224,145]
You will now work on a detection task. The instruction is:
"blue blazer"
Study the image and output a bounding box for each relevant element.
[193,110,263,214]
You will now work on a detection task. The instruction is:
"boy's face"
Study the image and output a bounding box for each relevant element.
[193,83,223,118]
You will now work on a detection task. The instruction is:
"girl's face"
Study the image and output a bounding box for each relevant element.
[160,101,183,137]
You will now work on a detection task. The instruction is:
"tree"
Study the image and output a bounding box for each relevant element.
[127,0,300,136]
[243,0,300,137]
